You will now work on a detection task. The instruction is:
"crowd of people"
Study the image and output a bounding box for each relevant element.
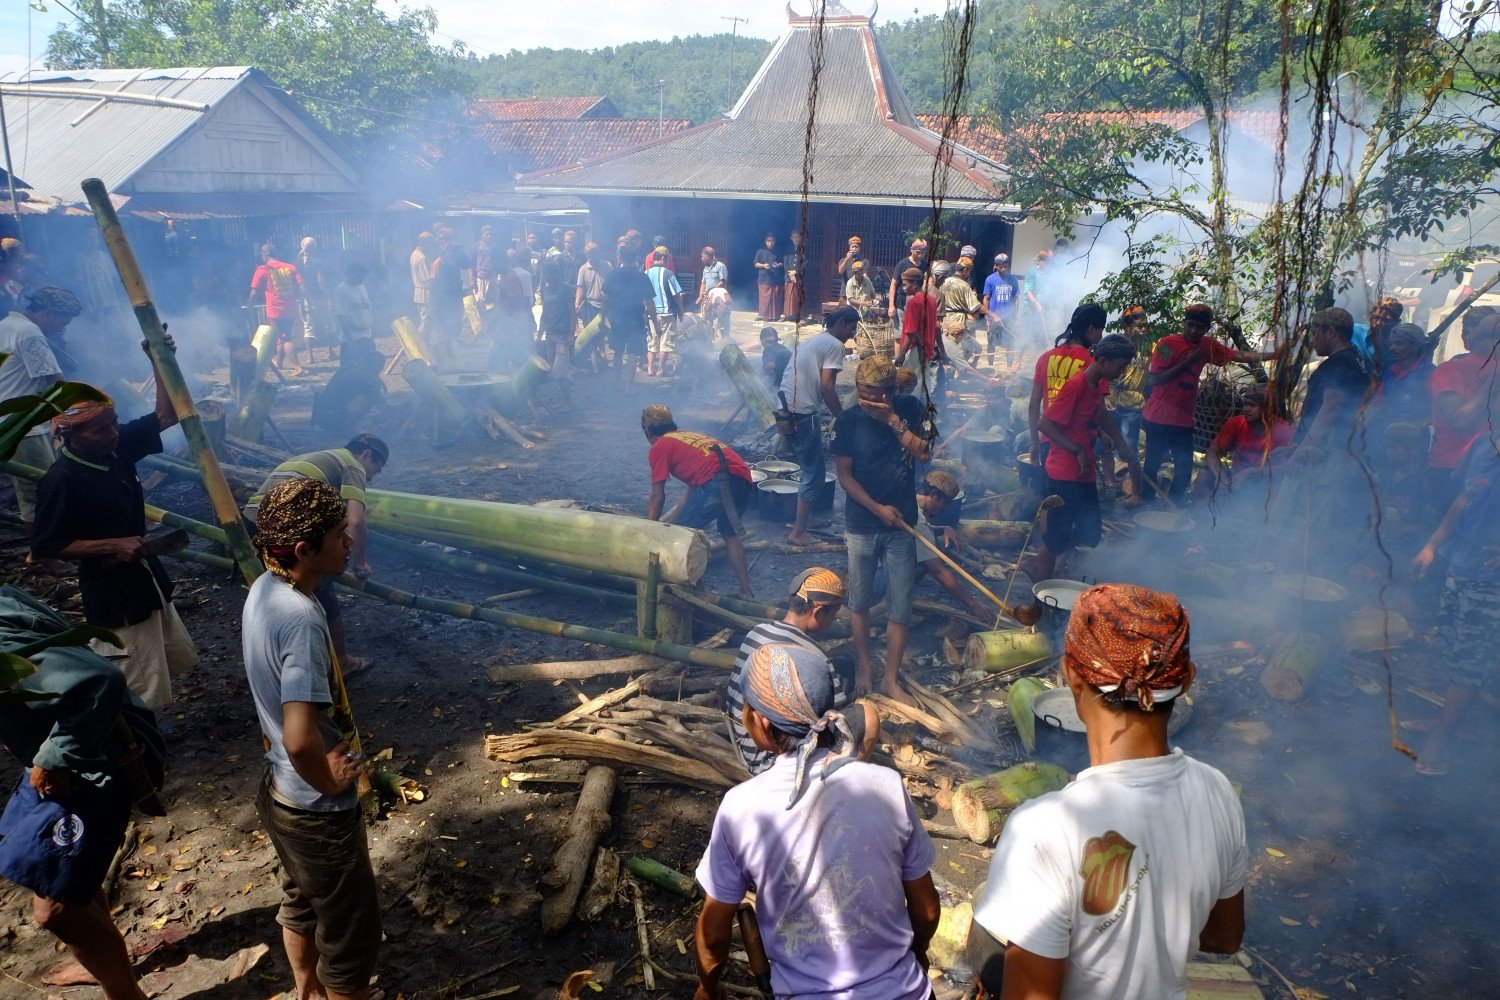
[0,220,1495,1000]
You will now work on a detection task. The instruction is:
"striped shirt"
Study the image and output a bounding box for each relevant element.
[725,620,848,776]
[244,448,366,523]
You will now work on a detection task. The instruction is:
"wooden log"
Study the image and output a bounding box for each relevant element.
[966,630,1053,672]
[391,315,431,364]
[1260,630,1327,701]
[958,520,1033,550]
[951,762,1070,844]
[366,490,710,584]
[626,695,725,722]
[718,340,777,430]
[401,359,469,434]
[549,679,649,729]
[229,343,258,402]
[482,731,735,791]
[867,693,967,744]
[195,399,227,460]
[487,655,673,684]
[474,405,535,450]
[626,856,698,898]
[579,847,621,921]
[539,765,617,934]
[232,381,278,442]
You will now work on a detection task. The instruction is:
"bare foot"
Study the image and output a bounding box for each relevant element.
[880,679,919,708]
[284,367,304,378]
[786,531,818,546]
[853,671,872,697]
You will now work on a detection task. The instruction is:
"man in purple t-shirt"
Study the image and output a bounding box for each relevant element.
[694,643,938,1000]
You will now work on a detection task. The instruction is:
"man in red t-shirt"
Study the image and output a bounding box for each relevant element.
[895,267,945,398]
[247,243,307,375]
[641,403,755,598]
[1429,311,1500,501]
[1141,304,1275,501]
[1026,303,1107,471]
[1025,335,1142,580]
[1195,390,1293,499]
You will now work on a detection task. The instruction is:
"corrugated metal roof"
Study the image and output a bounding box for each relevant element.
[519,10,1012,210]
[1,69,244,201]
[0,67,358,207]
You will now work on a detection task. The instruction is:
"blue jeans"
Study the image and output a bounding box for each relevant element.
[788,416,826,502]
[846,530,917,625]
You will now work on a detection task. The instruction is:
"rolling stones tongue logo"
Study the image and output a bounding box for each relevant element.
[1079,830,1137,916]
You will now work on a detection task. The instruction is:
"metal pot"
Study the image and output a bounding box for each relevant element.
[754,460,800,479]
[756,479,799,522]
[1133,510,1196,534]
[746,468,768,513]
[813,470,837,512]
[1032,578,1090,612]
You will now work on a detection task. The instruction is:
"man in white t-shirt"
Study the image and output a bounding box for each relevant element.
[0,287,77,536]
[971,583,1246,1000]
[779,306,858,545]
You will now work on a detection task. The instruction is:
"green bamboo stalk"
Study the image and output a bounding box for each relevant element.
[369,532,633,607]
[82,177,262,583]
[144,504,229,545]
[334,575,735,671]
[232,381,278,442]
[250,324,278,383]
[718,341,777,430]
[641,552,661,640]
[627,856,698,898]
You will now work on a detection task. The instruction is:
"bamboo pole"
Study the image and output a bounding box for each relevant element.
[640,552,661,640]
[61,182,258,581]
[335,575,735,670]
[718,341,777,430]
[250,324,279,383]
[391,316,431,364]
[368,532,635,607]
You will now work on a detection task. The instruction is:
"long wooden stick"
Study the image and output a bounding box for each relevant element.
[81,177,262,583]
[895,520,1027,623]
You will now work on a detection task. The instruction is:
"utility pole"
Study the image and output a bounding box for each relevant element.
[658,79,665,137]
[721,15,748,111]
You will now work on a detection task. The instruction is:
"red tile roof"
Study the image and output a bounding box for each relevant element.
[471,118,694,172]
[917,109,1286,163]
[467,96,618,121]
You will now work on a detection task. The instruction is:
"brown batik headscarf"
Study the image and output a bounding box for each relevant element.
[253,477,347,581]
[1063,583,1193,710]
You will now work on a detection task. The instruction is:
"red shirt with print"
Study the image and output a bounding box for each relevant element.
[251,259,304,319]
[1042,372,1108,482]
[1141,334,1236,427]
[648,431,752,487]
[1212,414,1294,467]
[1033,345,1094,404]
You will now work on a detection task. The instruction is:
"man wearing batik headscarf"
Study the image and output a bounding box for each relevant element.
[970,584,1247,1000]
[32,334,198,713]
[694,643,939,1000]
[832,355,931,701]
[243,477,380,1000]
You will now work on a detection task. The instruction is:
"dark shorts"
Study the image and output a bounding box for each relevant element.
[1440,574,1500,690]
[271,313,301,345]
[1041,478,1102,553]
[256,774,380,995]
[607,318,647,357]
[0,770,132,904]
[313,577,342,622]
[678,474,753,538]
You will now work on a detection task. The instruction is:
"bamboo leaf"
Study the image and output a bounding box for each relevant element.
[0,652,38,689]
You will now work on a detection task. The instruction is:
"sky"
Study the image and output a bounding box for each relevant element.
[0,0,957,77]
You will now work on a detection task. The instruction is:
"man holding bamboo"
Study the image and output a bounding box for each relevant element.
[833,355,930,701]
[244,434,389,677]
[640,405,755,599]
[243,477,380,1000]
[32,334,198,713]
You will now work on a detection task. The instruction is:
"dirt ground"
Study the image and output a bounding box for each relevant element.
[0,310,1495,1000]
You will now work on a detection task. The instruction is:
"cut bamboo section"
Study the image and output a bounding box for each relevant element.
[1006,677,1048,754]
[250,323,278,383]
[626,856,698,898]
[1340,608,1412,652]
[232,382,278,442]
[575,313,606,357]
[540,765,616,934]
[365,489,710,584]
[966,630,1053,672]
[958,520,1032,549]
[718,341,777,430]
[483,731,734,792]
[1260,630,1328,701]
[401,359,469,432]
[392,315,431,364]
[463,294,483,338]
[497,355,552,413]
[950,762,1069,844]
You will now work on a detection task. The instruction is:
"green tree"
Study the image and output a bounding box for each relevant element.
[46,0,470,155]
[464,33,773,124]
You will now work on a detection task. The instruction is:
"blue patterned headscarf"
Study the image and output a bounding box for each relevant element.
[743,643,857,807]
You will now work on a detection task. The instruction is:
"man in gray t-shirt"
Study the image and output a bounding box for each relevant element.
[242,477,380,1000]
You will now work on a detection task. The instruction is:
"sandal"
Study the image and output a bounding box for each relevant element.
[1415,758,1449,777]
